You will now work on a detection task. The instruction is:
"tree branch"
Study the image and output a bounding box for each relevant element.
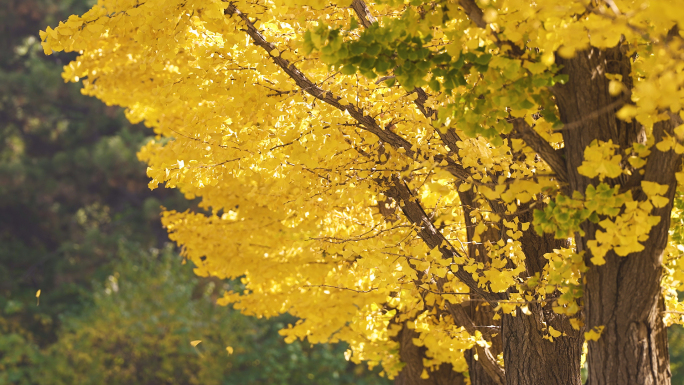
[347,1,469,176]
[304,284,378,293]
[512,118,568,185]
[444,301,506,385]
[383,175,506,382]
[383,176,505,302]
[458,0,487,29]
[225,16,506,383]
[350,0,376,28]
[225,5,415,156]
[225,4,474,184]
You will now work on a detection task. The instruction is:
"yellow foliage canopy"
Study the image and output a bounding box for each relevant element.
[41,0,684,381]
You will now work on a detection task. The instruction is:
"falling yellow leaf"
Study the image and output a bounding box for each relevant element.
[226,346,234,354]
[191,340,202,347]
[36,289,41,306]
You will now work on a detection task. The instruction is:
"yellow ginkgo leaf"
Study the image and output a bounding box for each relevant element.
[585,326,605,341]
[190,340,202,347]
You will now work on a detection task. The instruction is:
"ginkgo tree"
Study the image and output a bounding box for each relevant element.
[41,0,684,384]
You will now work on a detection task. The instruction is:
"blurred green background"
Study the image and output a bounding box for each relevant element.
[0,1,390,383]
[2,1,684,384]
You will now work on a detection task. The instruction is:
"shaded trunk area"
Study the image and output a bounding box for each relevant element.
[460,190,504,385]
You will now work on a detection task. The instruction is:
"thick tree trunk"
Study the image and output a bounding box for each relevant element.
[555,46,678,384]
[394,323,467,385]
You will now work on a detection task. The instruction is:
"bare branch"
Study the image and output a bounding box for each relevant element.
[309,224,412,244]
[556,96,627,132]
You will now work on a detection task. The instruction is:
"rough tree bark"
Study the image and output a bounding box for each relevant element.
[555,46,679,385]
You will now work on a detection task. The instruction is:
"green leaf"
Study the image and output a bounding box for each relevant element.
[350,43,366,55]
[341,65,357,75]
[474,53,492,65]
[366,43,382,56]
[374,58,392,73]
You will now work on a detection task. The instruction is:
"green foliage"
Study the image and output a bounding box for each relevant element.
[0,27,187,347]
[0,333,41,385]
[1,247,388,385]
[3,247,383,385]
[671,325,684,384]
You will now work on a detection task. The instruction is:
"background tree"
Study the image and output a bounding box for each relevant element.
[0,1,387,383]
[32,247,386,385]
[40,0,684,384]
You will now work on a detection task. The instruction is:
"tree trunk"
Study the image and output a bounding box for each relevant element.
[500,210,583,385]
[394,322,467,385]
[501,306,583,385]
[582,251,672,385]
[463,317,501,385]
[555,46,678,385]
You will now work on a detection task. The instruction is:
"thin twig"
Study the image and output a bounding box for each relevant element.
[303,284,378,293]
